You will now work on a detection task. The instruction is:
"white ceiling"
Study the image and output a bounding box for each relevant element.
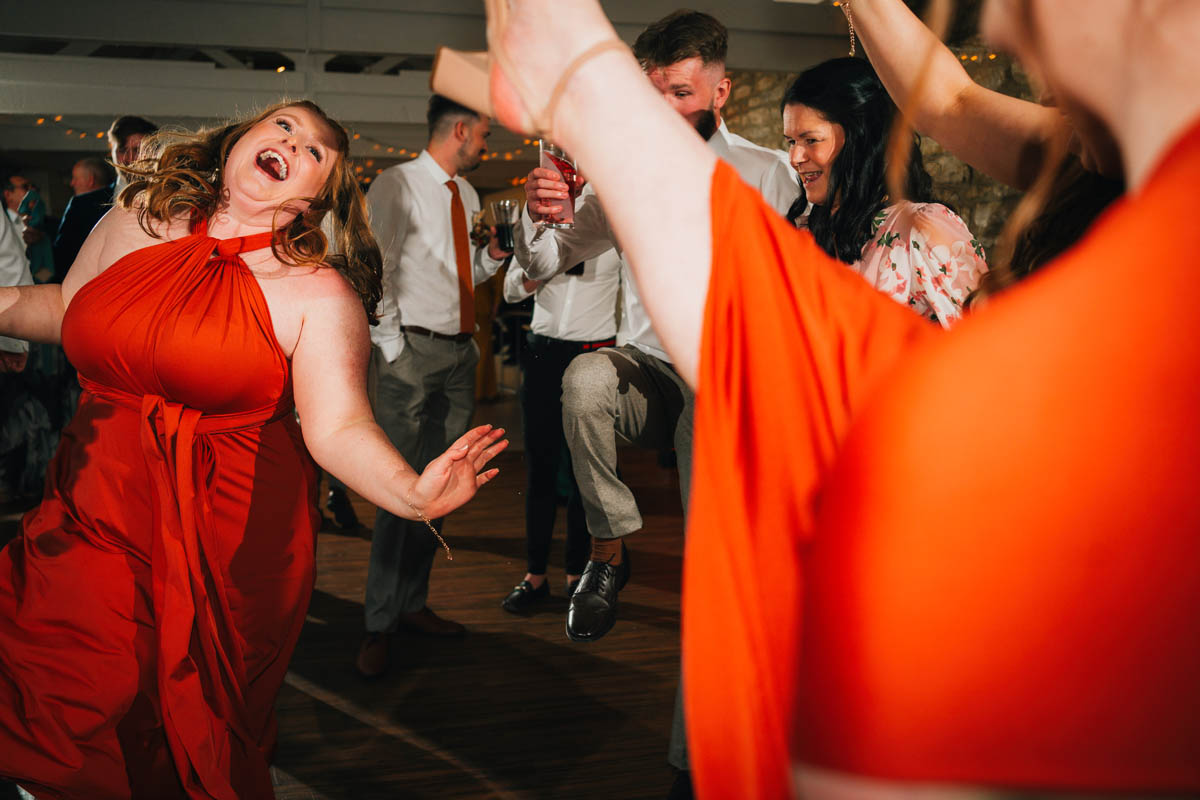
[0,0,847,190]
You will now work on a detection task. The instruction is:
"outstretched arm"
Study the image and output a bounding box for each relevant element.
[293,270,507,520]
[0,283,63,347]
[849,0,1069,189]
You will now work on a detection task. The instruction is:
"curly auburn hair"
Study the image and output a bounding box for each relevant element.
[117,99,383,324]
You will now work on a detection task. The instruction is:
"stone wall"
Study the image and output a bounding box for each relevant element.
[723,42,1032,254]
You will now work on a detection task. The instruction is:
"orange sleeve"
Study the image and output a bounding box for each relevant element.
[796,120,1200,791]
[683,161,936,799]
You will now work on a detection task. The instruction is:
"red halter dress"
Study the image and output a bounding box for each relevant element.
[0,218,320,799]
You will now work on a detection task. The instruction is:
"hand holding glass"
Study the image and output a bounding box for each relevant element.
[538,141,580,228]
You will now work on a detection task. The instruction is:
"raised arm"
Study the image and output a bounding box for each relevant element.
[849,0,1068,189]
[292,269,507,520]
[491,3,716,383]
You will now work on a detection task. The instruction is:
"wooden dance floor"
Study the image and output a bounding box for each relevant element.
[1,395,686,798]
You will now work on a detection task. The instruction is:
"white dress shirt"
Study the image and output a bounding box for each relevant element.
[503,248,621,342]
[0,212,33,354]
[366,150,506,361]
[515,121,798,362]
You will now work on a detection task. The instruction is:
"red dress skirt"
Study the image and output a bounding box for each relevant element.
[0,220,320,799]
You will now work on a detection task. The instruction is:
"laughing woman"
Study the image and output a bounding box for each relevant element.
[781,57,987,325]
[0,100,506,798]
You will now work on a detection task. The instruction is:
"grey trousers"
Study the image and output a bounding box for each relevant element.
[560,344,694,769]
[561,345,694,538]
[363,334,478,632]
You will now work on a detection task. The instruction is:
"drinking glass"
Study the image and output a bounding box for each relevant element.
[490,199,519,252]
[538,140,579,228]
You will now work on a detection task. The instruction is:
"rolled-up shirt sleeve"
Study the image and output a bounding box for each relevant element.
[502,262,535,304]
[515,189,619,282]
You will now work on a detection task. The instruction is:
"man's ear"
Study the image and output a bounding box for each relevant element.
[453,118,470,142]
[713,75,733,112]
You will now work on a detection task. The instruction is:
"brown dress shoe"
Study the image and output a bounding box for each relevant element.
[395,606,466,637]
[355,632,390,678]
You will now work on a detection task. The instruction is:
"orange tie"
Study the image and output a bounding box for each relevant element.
[446,180,474,334]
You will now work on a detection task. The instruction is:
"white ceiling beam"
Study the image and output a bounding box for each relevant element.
[199,48,249,70]
[363,55,405,75]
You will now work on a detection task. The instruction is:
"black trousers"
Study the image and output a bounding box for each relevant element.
[519,332,611,575]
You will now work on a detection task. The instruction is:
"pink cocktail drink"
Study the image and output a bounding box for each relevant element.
[539,141,578,228]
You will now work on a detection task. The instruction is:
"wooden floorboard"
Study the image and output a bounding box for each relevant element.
[0,395,687,799]
[271,400,685,800]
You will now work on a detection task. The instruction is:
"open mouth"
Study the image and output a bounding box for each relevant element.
[800,171,822,186]
[255,149,288,181]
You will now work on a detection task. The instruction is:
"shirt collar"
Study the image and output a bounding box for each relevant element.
[417,150,455,185]
[706,120,732,159]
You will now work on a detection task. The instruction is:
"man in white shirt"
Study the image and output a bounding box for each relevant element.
[357,95,510,678]
[516,10,799,791]
[0,211,32,372]
[499,247,621,613]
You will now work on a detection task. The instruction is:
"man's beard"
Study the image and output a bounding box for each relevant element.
[458,140,484,173]
[693,108,718,141]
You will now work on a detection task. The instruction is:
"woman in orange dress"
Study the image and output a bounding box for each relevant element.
[0,100,506,798]
[435,0,1200,796]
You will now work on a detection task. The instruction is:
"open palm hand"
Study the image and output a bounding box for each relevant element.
[407,425,508,520]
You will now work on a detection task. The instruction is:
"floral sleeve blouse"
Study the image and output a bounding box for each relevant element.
[854,202,988,327]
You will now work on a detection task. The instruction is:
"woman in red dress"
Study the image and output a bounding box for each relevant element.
[0,100,506,798]
[435,0,1200,796]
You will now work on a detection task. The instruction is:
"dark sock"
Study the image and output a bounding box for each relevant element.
[590,536,623,565]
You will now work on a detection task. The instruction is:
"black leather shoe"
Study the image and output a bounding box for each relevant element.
[327,487,360,530]
[566,543,630,642]
[501,579,549,613]
[565,578,581,598]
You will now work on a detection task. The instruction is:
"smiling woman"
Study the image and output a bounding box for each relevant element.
[122,100,383,322]
[781,58,987,326]
[0,98,508,798]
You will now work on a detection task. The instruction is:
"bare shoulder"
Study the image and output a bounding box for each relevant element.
[93,205,187,266]
[288,262,365,320]
[62,205,168,304]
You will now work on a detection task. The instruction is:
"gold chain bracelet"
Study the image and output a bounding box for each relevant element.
[841,1,857,57]
[406,493,454,561]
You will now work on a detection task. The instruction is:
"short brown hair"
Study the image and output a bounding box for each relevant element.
[633,10,727,70]
[107,115,158,150]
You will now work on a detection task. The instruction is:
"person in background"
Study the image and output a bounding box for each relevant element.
[356,94,512,678]
[53,156,114,280]
[0,207,48,508]
[107,114,159,192]
[500,246,621,613]
[781,57,987,326]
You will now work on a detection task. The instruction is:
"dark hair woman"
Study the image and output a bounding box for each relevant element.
[781,57,987,326]
[0,99,506,797]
